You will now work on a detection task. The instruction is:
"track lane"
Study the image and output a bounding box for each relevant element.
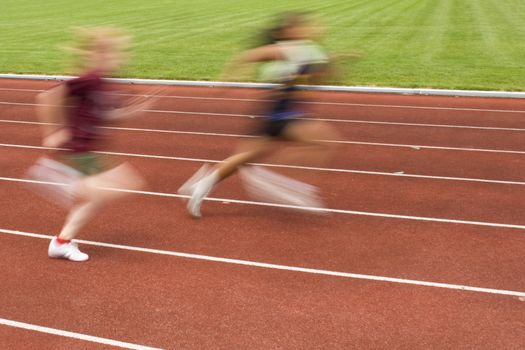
[3,122,525,182]
[2,146,525,226]
[4,94,525,130]
[4,138,525,186]
[1,233,525,350]
[1,79,525,129]
[3,105,525,152]
[2,166,525,292]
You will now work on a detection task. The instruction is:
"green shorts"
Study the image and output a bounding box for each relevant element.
[61,152,107,176]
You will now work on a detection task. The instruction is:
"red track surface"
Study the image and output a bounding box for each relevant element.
[1,79,525,349]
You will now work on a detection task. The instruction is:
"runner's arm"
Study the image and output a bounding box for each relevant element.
[36,85,71,148]
[221,45,282,81]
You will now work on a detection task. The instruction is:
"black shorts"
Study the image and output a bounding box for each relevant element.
[259,118,297,138]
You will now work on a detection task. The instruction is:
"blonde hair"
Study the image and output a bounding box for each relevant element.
[63,26,132,73]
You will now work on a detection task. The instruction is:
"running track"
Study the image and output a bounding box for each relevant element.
[1,78,525,349]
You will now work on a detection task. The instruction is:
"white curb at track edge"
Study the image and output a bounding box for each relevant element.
[0,73,524,99]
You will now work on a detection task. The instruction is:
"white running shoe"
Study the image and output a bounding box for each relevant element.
[177,164,211,198]
[48,237,89,262]
[187,179,214,218]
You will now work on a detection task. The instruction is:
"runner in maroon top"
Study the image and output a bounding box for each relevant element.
[64,71,115,153]
[29,27,158,262]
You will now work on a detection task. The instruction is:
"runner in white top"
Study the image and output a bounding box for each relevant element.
[179,12,341,217]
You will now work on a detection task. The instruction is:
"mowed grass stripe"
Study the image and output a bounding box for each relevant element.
[471,1,509,63]
[0,0,524,90]
[481,0,525,66]
[408,0,452,63]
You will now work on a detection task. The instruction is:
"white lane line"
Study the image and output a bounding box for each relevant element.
[131,94,525,114]
[3,176,525,231]
[5,118,525,145]
[0,87,45,92]
[2,142,525,186]
[0,119,258,139]
[1,87,525,113]
[1,228,524,298]
[336,141,525,155]
[316,119,525,132]
[0,318,163,350]
[2,101,525,131]
[3,118,525,155]
[143,109,525,132]
[4,113,523,133]
[0,101,252,119]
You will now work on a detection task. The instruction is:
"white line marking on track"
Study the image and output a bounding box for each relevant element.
[1,228,524,298]
[0,318,164,350]
[141,109,525,132]
[3,110,525,133]
[3,118,525,155]
[0,87,45,92]
[2,100,525,130]
[308,118,525,132]
[3,176,525,230]
[2,142,525,186]
[1,87,525,113]
[335,141,525,155]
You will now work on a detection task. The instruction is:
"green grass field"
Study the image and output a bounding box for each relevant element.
[1,0,524,90]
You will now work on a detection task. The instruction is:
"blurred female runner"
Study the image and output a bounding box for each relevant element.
[180,12,340,218]
[31,27,155,261]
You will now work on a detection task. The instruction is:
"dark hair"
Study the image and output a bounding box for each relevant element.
[258,12,310,46]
